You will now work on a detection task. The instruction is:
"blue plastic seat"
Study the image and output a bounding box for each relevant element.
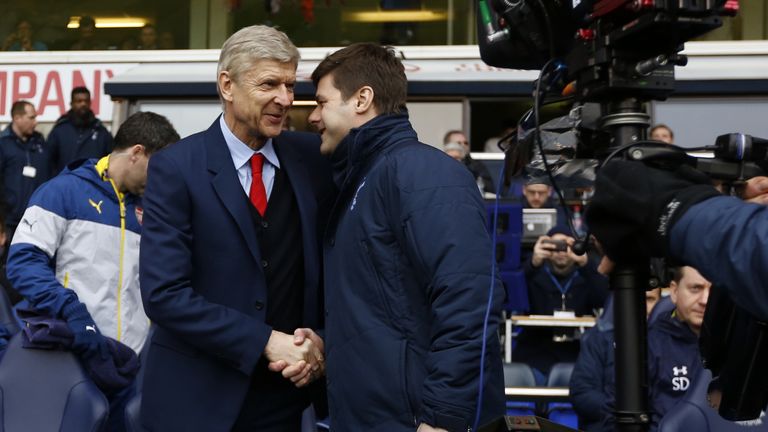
[546,362,578,429]
[0,333,109,432]
[503,362,537,416]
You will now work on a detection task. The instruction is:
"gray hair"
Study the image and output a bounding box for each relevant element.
[217,25,300,85]
[444,141,467,158]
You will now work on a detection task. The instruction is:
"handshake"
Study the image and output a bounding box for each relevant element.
[264,328,325,388]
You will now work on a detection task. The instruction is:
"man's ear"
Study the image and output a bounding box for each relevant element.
[354,86,375,114]
[669,281,679,305]
[218,71,234,102]
[131,144,146,161]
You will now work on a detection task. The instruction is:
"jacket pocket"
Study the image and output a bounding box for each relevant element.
[360,239,398,327]
[151,330,200,359]
[400,339,418,425]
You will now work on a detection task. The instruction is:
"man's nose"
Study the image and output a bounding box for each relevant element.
[308,107,320,125]
[274,85,292,106]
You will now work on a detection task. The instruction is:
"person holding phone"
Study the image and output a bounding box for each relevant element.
[515,225,610,384]
[2,20,47,51]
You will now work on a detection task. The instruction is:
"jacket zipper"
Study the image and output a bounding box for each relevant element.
[107,177,126,342]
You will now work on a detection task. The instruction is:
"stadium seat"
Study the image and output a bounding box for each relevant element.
[0,288,19,335]
[0,333,109,432]
[503,362,537,416]
[658,369,768,431]
[546,362,578,429]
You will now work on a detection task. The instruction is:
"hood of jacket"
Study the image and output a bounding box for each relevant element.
[55,109,100,129]
[1,125,45,143]
[64,157,138,206]
[652,306,699,344]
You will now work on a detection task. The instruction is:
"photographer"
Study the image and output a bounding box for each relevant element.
[516,226,609,383]
[587,163,768,322]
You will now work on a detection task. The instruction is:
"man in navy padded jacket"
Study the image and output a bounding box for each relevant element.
[306,43,505,432]
[646,266,711,429]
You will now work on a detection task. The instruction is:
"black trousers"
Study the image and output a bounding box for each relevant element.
[231,360,309,432]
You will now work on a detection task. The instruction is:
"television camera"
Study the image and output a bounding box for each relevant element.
[475,1,768,431]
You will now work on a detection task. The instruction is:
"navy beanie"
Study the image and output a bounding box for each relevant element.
[546,225,572,237]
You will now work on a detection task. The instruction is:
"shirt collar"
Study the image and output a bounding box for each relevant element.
[219,115,280,170]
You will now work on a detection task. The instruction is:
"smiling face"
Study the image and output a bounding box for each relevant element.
[219,59,296,149]
[309,73,360,156]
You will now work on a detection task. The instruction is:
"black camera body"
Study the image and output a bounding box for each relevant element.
[542,238,568,252]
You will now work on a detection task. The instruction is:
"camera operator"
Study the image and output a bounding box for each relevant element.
[515,226,609,383]
[587,162,768,322]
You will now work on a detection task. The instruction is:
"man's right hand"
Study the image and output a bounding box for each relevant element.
[531,235,555,267]
[264,329,324,386]
[743,176,768,205]
[63,301,110,360]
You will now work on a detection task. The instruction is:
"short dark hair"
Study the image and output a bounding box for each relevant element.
[671,266,686,284]
[10,100,31,117]
[311,43,406,116]
[113,112,180,155]
[71,86,90,101]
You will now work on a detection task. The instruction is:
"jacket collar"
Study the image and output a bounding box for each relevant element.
[655,307,699,342]
[1,125,43,143]
[66,157,138,205]
[329,112,417,189]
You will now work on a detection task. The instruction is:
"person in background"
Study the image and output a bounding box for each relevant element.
[137,24,158,49]
[69,16,107,50]
[48,86,114,174]
[570,288,662,431]
[2,19,47,51]
[443,141,467,162]
[443,129,495,194]
[647,266,711,428]
[650,124,674,144]
[7,111,180,431]
[0,100,51,243]
[516,225,609,384]
[522,179,553,209]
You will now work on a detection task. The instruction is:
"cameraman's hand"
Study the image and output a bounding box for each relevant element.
[743,176,768,205]
[565,237,588,267]
[586,160,720,263]
[532,235,555,267]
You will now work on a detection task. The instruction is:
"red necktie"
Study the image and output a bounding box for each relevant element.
[249,153,267,216]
